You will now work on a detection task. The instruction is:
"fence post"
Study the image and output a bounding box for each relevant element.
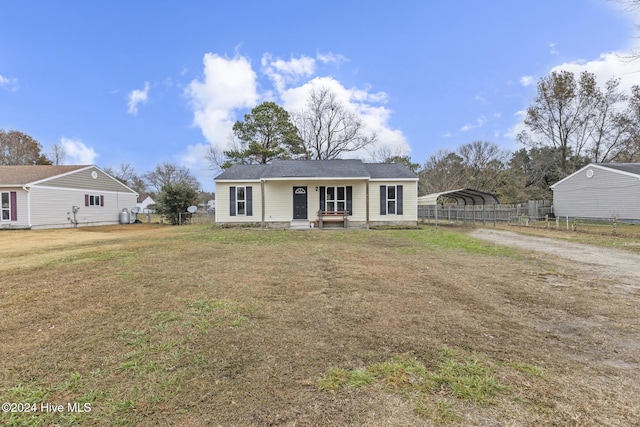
[612,215,617,235]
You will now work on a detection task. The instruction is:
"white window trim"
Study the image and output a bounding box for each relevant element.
[386,185,397,215]
[324,186,346,212]
[1,191,10,221]
[236,186,247,216]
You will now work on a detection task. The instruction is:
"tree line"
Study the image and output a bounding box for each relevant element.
[3,70,640,215]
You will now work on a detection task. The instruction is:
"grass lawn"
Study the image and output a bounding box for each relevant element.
[1,224,638,426]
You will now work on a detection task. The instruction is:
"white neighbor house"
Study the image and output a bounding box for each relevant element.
[214,159,418,228]
[550,163,640,221]
[0,165,139,229]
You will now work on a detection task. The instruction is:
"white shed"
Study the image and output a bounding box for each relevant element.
[550,163,640,221]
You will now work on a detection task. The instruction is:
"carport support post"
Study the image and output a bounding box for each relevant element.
[435,203,439,226]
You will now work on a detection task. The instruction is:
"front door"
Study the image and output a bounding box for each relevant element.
[293,186,308,219]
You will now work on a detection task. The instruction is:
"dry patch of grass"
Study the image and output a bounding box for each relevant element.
[1,224,639,426]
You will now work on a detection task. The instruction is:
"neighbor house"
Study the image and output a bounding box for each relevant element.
[214,159,418,228]
[0,165,139,229]
[550,163,640,221]
[136,195,156,213]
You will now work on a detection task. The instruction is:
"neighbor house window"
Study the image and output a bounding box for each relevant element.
[319,186,352,214]
[1,191,17,221]
[379,185,403,215]
[229,186,253,216]
[85,194,104,207]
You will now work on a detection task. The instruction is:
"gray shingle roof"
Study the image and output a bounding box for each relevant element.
[363,162,417,179]
[215,160,417,181]
[0,165,88,186]
[597,163,640,176]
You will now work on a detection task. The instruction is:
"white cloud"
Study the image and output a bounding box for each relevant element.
[182,51,410,172]
[550,51,640,93]
[505,110,528,140]
[60,137,99,165]
[127,82,150,115]
[0,74,18,91]
[316,51,348,66]
[261,53,316,93]
[460,116,487,132]
[548,42,559,55]
[185,53,258,148]
[520,75,534,87]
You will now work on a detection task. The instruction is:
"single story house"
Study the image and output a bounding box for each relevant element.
[0,165,139,229]
[136,195,156,213]
[214,159,418,228]
[550,163,640,221]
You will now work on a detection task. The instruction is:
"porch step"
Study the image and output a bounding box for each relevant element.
[289,219,312,230]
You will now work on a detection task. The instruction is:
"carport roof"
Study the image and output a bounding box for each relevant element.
[417,188,499,206]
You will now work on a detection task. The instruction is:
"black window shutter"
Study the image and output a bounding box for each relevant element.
[85,194,89,207]
[346,186,352,215]
[319,186,325,211]
[10,191,17,221]
[100,195,104,207]
[229,186,236,216]
[397,185,403,215]
[379,185,387,215]
[246,186,253,216]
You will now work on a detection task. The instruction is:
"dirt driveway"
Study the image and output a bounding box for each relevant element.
[470,228,640,294]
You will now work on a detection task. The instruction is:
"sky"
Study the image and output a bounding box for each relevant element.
[1,0,640,192]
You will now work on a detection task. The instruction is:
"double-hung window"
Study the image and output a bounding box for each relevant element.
[325,186,346,212]
[1,192,11,221]
[1,192,17,221]
[229,186,253,216]
[379,185,403,215]
[236,186,246,215]
[319,186,352,214]
[85,194,104,207]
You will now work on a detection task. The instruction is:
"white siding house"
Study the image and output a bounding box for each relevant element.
[0,165,139,229]
[214,160,418,228]
[550,163,640,221]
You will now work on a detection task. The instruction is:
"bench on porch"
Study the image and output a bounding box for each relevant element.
[317,210,349,228]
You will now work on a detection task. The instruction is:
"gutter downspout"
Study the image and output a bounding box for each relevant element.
[22,186,32,228]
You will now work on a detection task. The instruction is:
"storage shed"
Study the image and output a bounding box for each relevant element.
[550,163,640,221]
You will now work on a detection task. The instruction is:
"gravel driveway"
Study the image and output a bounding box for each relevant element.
[470,228,640,293]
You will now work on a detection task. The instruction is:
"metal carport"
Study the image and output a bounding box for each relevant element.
[417,188,500,225]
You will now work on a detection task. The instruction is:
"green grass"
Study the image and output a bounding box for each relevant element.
[318,348,543,422]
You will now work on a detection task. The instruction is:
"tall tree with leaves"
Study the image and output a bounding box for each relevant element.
[224,101,304,166]
[0,130,52,165]
[154,180,200,225]
[294,87,377,159]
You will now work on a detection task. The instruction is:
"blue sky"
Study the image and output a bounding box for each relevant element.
[1,0,639,191]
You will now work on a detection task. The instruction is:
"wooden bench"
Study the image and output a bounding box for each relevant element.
[318,210,349,228]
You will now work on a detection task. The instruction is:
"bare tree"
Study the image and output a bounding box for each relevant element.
[50,143,66,165]
[293,87,376,159]
[104,163,148,195]
[205,145,227,171]
[457,141,509,191]
[419,149,466,195]
[144,162,200,193]
[518,71,600,175]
